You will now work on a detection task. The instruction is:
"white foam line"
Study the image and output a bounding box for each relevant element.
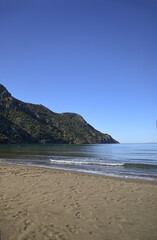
[50,159,124,166]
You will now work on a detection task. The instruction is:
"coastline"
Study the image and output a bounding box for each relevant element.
[1,163,157,240]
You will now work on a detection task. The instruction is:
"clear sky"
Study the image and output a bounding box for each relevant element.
[0,0,157,143]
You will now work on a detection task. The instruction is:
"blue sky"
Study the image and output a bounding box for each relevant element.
[0,0,157,143]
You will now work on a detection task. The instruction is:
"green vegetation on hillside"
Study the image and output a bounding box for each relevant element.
[0,84,118,144]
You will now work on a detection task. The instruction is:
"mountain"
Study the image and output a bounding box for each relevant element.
[0,84,118,144]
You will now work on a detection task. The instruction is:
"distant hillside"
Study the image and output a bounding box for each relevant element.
[0,84,118,144]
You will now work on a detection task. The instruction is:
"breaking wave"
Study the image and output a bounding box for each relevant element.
[50,159,157,169]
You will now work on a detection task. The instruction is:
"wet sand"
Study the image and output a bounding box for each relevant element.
[0,163,157,240]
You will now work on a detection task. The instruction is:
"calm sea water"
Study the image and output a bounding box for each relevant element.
[0,143,157,182]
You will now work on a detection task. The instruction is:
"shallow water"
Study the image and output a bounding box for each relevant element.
[0,143,157,182]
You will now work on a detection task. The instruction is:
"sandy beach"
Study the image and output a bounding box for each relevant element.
[0,163,157,240]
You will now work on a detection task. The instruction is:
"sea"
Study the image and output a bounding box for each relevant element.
[0,143,157,182]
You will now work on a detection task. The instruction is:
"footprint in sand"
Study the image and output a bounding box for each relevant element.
[13,210,28,218]
[66,224,79,234]
[75,211,80,219]
[17,220,35,240]
[42,224,68,240]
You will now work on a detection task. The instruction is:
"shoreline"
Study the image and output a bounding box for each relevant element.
[1,161,157,183]
[1,163,157,240]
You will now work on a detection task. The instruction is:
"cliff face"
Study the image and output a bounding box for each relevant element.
[0,84,119,144]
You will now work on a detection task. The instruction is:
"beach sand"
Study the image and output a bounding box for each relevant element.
[0,163,157,240]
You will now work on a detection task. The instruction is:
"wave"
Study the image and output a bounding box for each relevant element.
[50,159,157,169]
[50,159,124,167]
